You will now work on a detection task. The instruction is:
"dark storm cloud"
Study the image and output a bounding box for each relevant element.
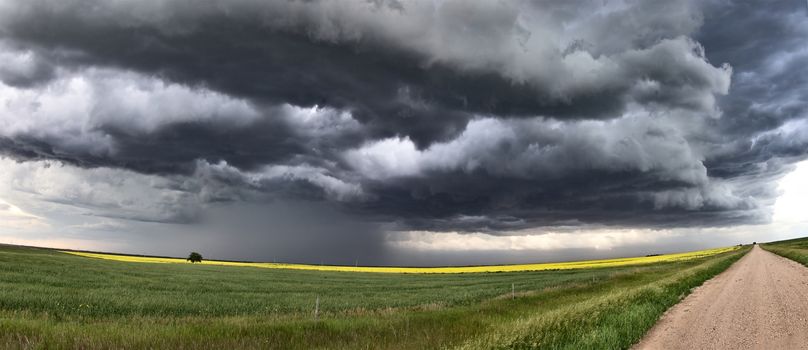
[0,41,55,88]
[0,0,732,143]
[353,165,770,232]
[695,0,808,178]
[0,0,805,236]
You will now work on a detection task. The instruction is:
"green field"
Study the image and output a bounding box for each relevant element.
[0,244,749,349]
[762,236,808,266]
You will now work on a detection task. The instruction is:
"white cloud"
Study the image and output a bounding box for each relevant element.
[67,220,127,231]
[281,104,361,138]
[0,41,53,86]
[773,160,808,224]
[0,63,261,156]
[0,197,48,230]
[196,160,369,202]
[346,115,713,183]
[388,229,660,252]
[0,158,200,223]
[343,137,421,180]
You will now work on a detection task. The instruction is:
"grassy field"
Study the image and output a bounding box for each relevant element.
[762,236,808,265]
[0,244,749,349]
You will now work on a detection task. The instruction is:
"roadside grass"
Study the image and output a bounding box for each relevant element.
[761,236,808,265]
[0,244,749,349]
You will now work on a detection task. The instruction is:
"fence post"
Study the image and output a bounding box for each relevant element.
[314,295,320,321]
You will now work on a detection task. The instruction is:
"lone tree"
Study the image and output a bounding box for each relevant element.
[187,252,203,263]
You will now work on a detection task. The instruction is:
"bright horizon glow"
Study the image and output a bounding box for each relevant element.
[2,160,808,264]
[773,160,808,224]
[391,160,808,254]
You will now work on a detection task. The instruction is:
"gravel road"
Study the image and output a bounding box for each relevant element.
[635,245,808,349]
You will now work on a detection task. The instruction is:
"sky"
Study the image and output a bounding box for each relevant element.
[0,0,807,266]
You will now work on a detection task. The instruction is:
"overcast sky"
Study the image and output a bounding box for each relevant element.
[0,0,807,266]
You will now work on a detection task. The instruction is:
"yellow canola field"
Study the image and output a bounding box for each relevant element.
[62,246,740,274]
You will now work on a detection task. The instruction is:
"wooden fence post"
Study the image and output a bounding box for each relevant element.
[314,295,320,321]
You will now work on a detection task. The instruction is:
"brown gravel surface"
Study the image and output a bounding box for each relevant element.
[634,245,808,350]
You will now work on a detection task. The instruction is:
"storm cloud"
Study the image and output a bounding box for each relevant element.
[0,0,806,263]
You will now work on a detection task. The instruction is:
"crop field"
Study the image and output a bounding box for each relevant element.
[762,237,808,265]
[0,244,749,349]
[64,246,739,273]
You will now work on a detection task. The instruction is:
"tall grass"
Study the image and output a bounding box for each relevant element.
[761,236,808,266]
[0,244,749,349]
